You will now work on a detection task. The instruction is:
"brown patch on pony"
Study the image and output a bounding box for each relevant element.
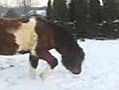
[0,18,21,33]
[35,17,56,49]
[0,18,21,55]
[0,32,19,55]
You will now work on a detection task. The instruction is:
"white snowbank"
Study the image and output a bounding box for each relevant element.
[0,39,119,90]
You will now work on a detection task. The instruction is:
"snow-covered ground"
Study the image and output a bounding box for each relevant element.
[0,39,119,90]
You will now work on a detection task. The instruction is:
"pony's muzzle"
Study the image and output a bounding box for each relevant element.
[71,68,81,74]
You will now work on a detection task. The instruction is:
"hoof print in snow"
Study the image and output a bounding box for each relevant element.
[9,65,15,67]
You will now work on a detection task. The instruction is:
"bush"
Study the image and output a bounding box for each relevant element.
[4,9,20,18]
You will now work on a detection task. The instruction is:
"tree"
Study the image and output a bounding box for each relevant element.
[74,0,88,37]
[103,0,118,21]
[53,0,69,21]
[74,0,87,21]
[102,0,119,38]
[21,0,31,7]
[16,0,31,15]
[46,0,54,20]
[69,0,76,22]
[88,0,101,23]
[68,0,102,38]
[115,0,119,18]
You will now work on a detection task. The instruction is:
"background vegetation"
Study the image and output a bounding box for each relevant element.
[46,0,119,39]
[0,0,119,39]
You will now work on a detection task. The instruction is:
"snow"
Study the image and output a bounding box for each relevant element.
[0,39,119,90]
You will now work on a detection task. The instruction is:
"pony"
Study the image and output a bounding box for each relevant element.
[0,17,85,79]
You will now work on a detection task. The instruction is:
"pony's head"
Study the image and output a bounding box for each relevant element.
[62,48,85,74]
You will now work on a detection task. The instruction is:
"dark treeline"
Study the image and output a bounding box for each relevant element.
[46,0,119,39]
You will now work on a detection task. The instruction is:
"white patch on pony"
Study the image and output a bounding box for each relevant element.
[29,17,36,23]
[28,62,36,79]
[14,17,38,53]
[40,65,53,80]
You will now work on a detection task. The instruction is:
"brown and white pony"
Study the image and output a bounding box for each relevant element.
[0,17,85,79]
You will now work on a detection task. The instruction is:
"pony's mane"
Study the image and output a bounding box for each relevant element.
[36,17,66,32]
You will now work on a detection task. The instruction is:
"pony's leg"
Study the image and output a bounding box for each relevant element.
[28,54,39,79]
[36,49,58,80]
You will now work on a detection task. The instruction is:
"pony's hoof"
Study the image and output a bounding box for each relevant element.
[29,73,36,79]
[39,66,54,80]
[40,73,46,80]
